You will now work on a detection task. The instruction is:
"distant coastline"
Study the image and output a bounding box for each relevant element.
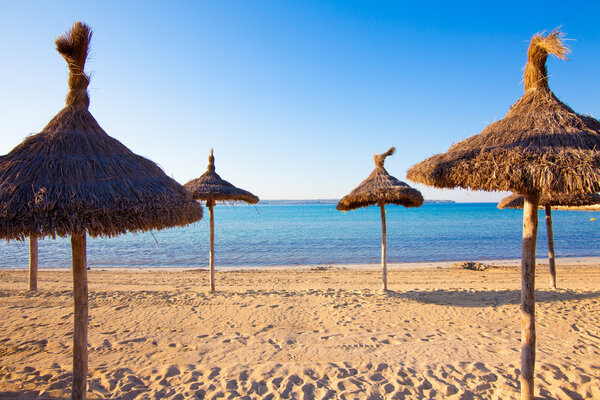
[259,199,456,205]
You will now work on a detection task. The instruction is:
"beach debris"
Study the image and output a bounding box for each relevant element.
[184,150,259,293]
[407,29,600,400]
[310,266,332,271]
[498,193,600,288]
[449,261,495,271]
[0,22,202,399]
[337,147,423,291]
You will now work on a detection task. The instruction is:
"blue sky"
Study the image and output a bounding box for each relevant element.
[1,1,599,202]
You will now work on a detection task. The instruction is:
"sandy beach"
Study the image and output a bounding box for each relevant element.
[1,260,599,399]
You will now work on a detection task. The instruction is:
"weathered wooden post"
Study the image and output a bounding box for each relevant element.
[71,231,88,400]
[208,200,215,293]
[380,202,387,291]
[29,235,38,291]
[544,206,557,289]
[520,193,539,400]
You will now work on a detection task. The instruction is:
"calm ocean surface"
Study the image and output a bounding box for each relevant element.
[1,203,598,269]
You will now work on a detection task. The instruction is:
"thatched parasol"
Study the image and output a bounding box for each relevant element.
[407,30,600,400]
[184,149,258,292]
[498,193,600,288]
[498,192,600,209]
[0,22,202,400]
[337,147,423,291]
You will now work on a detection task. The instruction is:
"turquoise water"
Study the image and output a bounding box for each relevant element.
[1,203,598,268]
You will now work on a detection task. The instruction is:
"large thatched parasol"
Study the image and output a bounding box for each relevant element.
[184,149,259,292]
[337,147,423,291]
[498,193,600,288]
[0,22,202,400]
[407,30,600,400]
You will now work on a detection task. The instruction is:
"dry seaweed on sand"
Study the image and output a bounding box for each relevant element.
[448,261,495,271]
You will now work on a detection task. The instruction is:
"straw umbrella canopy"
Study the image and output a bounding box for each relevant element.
[498,193,600,288]
[337,147,423,291]
[407,30,600,400]
[0,155,40,292]
[184,149,259,292]
[497,192,600,209]
[0,22,202,400]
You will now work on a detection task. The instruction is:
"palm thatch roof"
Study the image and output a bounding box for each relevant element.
[184,150,259,204]
[407,30,600,195]
[337,147,423,211]
[498,192,600,209]
[0,22,202,241]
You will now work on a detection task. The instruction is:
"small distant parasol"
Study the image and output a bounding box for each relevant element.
[185,150,259,292]
[498,192,600,288]
[337,147,423,291]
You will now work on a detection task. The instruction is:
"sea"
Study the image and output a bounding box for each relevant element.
[0,202,598,269]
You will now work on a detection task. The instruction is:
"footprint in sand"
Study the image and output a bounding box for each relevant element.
[384,383,395,393]
[208,367,221,380]
[238,370,249,381]
[301,382,315,397]
[268,377,284,394]
[369,373,385,382]
[289,374,304,386]
[117,337,146,345]
[256,324,274,335]
[225,379,238,390]
[96,339,112,350]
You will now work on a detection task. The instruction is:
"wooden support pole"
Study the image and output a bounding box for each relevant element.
[209,201,215,293]
[520,192,539,400]
[380,202,387,292]
[71,231,88,400]
[545,205,557,289]
[29,235,38,291]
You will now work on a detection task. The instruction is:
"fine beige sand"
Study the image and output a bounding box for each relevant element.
[1,261,599,399]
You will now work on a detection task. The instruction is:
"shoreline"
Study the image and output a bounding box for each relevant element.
[3,255,600,272]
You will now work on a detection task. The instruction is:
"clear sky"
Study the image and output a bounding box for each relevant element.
[1,1,599,202]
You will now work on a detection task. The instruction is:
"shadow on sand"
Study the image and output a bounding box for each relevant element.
[384,288,600,308]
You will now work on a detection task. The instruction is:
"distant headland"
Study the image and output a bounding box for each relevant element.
[259,199,455,205]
